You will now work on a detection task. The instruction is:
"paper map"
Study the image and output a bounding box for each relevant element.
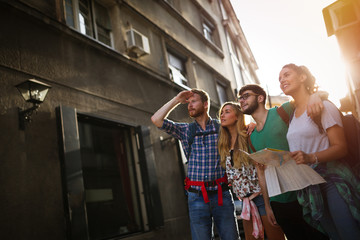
[239,148,326,197]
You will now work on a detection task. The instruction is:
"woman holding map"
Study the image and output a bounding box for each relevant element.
[279,63,360,240]
[218,102,285,240]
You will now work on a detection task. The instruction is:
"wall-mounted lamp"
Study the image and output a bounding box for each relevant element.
[160,136,175,149]
[15,79,51,130]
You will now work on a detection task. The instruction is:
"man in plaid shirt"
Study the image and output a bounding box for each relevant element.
[151,89,239,240]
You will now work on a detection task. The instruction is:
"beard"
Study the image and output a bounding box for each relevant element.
[242,100,259,115]
[189,108,205,118]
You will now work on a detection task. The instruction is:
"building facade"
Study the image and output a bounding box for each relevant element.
[0,0,259,239]
[323,0,360,119]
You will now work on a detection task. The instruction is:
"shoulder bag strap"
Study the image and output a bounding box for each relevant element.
[248,134,256,153]
[276,106,290,127]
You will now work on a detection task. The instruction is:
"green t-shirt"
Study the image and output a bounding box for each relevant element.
[250,102,297,203]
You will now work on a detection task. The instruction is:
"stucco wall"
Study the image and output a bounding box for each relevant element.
[0,2,192,239]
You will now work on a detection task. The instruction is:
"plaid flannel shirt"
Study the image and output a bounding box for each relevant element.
[297,161,360,233]
[161,118,225,191]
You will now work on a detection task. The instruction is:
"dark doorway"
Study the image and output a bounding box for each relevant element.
[78,116,142,240]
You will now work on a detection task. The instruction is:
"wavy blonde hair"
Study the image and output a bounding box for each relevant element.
[218,102,249,169]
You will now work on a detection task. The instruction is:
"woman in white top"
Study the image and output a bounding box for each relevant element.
[279,63,360,240]
[218,102,285,240]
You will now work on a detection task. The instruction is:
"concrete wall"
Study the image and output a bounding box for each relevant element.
[0,0,260,239]
[0,2,191,239]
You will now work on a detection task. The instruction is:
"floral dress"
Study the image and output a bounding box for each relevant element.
[225,151,261,199]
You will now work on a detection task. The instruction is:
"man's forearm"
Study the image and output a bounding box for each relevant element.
[151,90,193,127]
[307,90,329,119]
[151,96,181,128]
[316,90,329,101]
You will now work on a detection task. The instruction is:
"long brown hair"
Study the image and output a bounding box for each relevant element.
[282,63,318,94]
[218,102,249,169]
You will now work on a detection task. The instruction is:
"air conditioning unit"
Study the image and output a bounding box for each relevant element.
[126,28,150,57]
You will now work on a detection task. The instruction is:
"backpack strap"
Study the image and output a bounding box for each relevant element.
[213,120,220,133]
[286,103,322,132]
[248,134,256,153]
[187,120,220,160]
[276,106,290,127]
[187,122,197,159]
[188,122,197,147]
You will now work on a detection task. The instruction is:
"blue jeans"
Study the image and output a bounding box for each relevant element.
[319,181,360,240]
[187,190,239,240]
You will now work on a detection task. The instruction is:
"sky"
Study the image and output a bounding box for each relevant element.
[230,0,348,106]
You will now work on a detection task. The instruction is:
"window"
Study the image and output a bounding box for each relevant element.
[201,15,221,48]
[242,67,253,85]
[202,20,215,43]
[332,2,358,28]
[64,0,113,46]
[94,1,112,46]
[167,50,189,88]
[216,82,228,105]
[324,1,360,36]
[334,4,357,27]
[228,37,239,63]
[78,0,93,36]
[226,35,245,89]
[65,0,75,27]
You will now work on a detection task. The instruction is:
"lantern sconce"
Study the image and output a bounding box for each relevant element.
[160,135,175,149]
[15,79,51,130]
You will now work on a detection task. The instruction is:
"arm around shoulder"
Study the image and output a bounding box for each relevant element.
[307,91,329,119]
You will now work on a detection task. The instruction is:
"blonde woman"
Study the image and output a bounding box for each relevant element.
[218,102,285,240]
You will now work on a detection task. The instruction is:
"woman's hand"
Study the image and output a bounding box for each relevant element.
[265,205,278,227]
[290,151,314,165]
[254,161,266,172]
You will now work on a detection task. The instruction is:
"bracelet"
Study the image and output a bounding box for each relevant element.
[313,154,319,164]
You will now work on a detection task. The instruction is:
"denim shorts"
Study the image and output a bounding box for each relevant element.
[251,194,266,216]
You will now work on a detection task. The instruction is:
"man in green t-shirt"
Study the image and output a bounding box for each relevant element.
[238,84,328,240]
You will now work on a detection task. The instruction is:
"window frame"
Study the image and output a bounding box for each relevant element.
[201,15,220,47]
[216,80,228,105]
[202,19,215,43]
[167,49,190,89]
[64,0,114,47]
